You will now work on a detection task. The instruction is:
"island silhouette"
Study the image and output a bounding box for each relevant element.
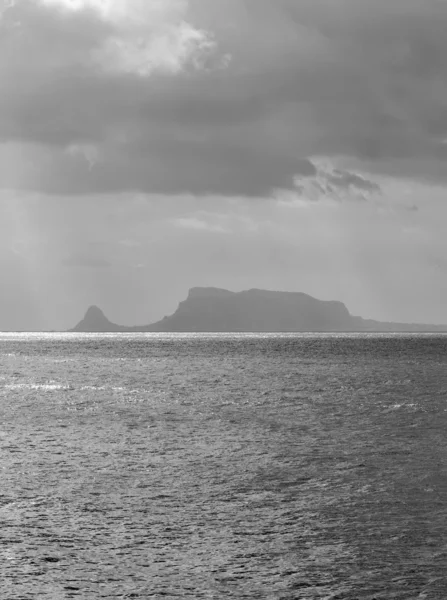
[70,287,447,333]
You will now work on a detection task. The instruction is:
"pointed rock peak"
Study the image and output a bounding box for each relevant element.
[84,305,107,320]
[70,305,121,332]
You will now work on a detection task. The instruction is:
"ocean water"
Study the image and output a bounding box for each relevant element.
[0,333,446,600]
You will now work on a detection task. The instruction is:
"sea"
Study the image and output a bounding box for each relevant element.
[0,333,446,600]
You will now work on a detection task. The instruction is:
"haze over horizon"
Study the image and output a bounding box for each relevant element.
[1,0,447,330]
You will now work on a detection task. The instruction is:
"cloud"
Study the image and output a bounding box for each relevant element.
[175,216,227,233]
[0,0,15,18]
[94,23,215,77]
[62,252,111,268]
[292,159,382,203]
[174,210,259,234]
[38,0,185,27]
[66,143,100,169]
[34,0,217,76]
[2,0,447,196]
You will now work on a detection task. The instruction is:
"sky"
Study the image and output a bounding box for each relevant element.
[1,0,447,330]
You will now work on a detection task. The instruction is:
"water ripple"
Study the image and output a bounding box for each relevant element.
[0,334,446,598]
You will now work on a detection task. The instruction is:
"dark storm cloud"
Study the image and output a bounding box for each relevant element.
[2,0,447,196]
[10,143,317,197]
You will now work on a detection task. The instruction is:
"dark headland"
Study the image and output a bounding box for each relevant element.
[70,287,447,333]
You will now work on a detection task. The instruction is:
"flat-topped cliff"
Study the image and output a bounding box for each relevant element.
[147,288,353,332]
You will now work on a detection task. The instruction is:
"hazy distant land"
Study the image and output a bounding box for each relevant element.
[70,287,447,333]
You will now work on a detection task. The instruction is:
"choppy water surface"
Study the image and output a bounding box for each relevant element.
[1,333,446,599]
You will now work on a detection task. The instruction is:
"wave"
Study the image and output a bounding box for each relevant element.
[4,383,73,391]
[2,382,138,394]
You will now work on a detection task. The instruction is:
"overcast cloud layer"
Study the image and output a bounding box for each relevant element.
[1,0,447,329]
[2,0,447,195]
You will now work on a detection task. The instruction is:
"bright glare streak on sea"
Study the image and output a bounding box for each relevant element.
[0,333,446,599]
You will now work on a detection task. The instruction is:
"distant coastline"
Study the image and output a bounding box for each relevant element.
[69,287,447,333]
